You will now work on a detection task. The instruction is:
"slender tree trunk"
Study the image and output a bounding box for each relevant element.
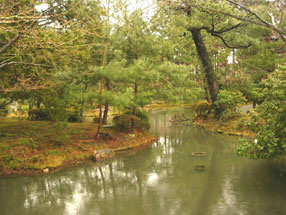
[28,96,35,120]
[95,40,108,139]
[95,76,105,140]
[190,28,220,106]
[133,50,139,116]
[103,79,111,124]
[133,81,138,115]
[80,80,89,117]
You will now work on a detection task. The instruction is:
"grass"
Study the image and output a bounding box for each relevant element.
[0,118,156,175]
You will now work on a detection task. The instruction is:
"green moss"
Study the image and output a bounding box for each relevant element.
[7,158,23,170]
[45,155,65,168]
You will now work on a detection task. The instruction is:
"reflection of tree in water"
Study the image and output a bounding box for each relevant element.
[2,108,286,215]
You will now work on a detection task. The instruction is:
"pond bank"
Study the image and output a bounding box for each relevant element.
[0,118,157,176]
[193,114,256,137]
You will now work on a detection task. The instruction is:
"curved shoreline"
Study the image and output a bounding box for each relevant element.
[0,134,157,177]
[0,118,157,177]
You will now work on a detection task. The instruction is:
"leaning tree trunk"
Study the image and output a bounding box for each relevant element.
[95,76,104,140]
[102,79,111,124]
[190,28,220,107]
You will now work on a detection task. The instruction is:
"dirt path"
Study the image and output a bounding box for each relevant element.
[239,104,253,114]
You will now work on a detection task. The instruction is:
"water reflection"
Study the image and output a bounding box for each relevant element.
[1,107,286,215]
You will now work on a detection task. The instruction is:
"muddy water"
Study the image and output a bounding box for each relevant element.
[1,108,286,215]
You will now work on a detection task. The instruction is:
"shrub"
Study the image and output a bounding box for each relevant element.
[237,65,286,159]
[113,115,140,131]
[191,100,212,119]
[67,109,83,122]
[124,109,149,122]
[29,108,82,122]
[215,90,246,119]
[0,101,8,117]
[113,110,151,132]
[29,108,51,121]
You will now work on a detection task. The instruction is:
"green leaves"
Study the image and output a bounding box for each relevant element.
[238,64,286,159]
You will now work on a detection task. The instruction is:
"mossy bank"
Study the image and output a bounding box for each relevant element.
[0,118,157,176]
[193,114,256,137]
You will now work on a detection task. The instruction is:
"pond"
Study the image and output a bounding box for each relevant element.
[1,107,286,215]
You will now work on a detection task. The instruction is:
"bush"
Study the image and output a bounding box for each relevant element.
[113,115,140,131]
[215,90,246,119]
[29,109,51,121]
[0,101,8,117]
[113,110,151,132]
[191,100,212,119]
[67,110,83,122]
[29,108,82,122]
[237,65,286,159]
[124,109,149,122]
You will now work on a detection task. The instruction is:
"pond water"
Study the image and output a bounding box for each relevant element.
[1,108,286,215]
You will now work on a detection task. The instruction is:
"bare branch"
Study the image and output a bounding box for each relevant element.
[200,25,252,49]
[226,0,286,36]
[211,33,251,49]
[0,34,20,54]
[0,61,54,69]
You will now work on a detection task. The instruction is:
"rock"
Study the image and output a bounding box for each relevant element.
[43,168,49,173]
[93,149,115,161]
[194,165,205,171]
[103,125,113,128]
[191,152,206,157]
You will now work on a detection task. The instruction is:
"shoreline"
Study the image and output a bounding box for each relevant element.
[0,136,157,177]
[0,118,157,177]
[192,115,256,137]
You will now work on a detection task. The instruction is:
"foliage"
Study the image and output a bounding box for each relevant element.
[0,101,8,117]
[113,110,151,132]
[191,100,212,119]
[29,109,51,121]
[238,65,286,159]
[215,90,246,119]
[113,115,140,131]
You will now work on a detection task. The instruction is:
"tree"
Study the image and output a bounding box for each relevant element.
[159,0,253,114]
[0,0,103,120]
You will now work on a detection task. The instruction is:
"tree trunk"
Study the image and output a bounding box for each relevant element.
[80,80,89,117]
[95,76,105,140]
[103,79,111,124]
[190,28,219,105]
[133,81,138,116]
[202,76,211,103]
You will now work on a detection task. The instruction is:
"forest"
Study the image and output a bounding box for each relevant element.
[1,0,286,175]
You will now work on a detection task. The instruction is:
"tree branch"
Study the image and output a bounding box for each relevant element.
[200,25,252,49]
[226,0,286,36]
[0,61,54,69]
[213,23,244,34]
[211,33,251,49]
[0,34,20,54]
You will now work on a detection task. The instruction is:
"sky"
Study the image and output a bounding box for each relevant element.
[35,0,156,17]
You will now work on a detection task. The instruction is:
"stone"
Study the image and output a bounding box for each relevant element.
[43,168,49,173]
[102,125,113,128]
[128,133,136,138]
[93,149,115,161]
